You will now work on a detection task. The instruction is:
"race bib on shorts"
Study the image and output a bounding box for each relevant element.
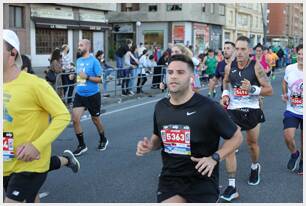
[234,88,249,97]
[161,125,191,155]
[3,132,14,161]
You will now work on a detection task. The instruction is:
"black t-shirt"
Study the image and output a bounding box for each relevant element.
[153,93,237,180]
[215,60,226,79]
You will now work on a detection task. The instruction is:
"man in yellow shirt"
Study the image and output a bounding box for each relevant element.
[3,30,71,203]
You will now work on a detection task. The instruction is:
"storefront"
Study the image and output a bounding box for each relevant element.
[210,25,222,51]
[30,5,110,67]
[139,22,168,50]
[193,23,210,55]
[112,23,135,50]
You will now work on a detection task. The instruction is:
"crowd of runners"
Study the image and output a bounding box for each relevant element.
[3,29,303,203]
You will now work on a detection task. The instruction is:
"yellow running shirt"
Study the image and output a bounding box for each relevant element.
[3,71,71,176]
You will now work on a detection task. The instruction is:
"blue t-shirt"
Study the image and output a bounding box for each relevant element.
[76,55,102,96]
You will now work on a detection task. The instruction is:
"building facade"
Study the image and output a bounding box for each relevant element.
[4,3,116,67]
[223,3,264,48]
[267,3,303,47]
[108,3,226,55]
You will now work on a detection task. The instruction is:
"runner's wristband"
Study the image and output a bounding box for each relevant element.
[249,85,261,95]
[222,90,230,98]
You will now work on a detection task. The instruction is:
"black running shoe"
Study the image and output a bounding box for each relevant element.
[248,163,261,185]
[98,139,109,151]
[63,150,80,173]
[73,145,88,156]
[297,160,303,175]
[287,151,300,171]
[220,186,239,202]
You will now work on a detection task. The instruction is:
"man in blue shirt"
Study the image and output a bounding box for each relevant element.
[72,39,108,156]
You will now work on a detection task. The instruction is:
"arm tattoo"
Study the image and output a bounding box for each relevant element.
[256,64,270,85]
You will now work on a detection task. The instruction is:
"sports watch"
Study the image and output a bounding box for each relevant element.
[211,152,220,163]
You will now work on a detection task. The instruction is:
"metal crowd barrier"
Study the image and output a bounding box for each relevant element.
[53,65,214,105]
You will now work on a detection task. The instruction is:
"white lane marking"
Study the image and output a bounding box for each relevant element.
[77,87,209,122]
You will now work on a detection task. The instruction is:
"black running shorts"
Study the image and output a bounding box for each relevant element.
[227,108,265,131]
[3,172,48,202]
[157,175,219,203]
[73,92,101,116]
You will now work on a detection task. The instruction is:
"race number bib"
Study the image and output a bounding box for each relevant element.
[77,75,87,86]
[234,88,249,97]
[290,95,303,106]
[161,125,191,155]
[3,132,14,161]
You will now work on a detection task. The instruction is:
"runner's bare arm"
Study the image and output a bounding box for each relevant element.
[220,64,231,107]
[281,79,288,102]
[255,63,273,96]
[216,127,243,161]
[223,64,231,91]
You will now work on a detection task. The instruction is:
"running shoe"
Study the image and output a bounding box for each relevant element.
[98,138,109,151]
[287,151,300,171]
[220,186,239,202]
[248,163,261,185]
[63,150,80,173]
[73,145,88,156]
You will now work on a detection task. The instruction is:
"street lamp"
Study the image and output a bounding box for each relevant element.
[136,21,141,46]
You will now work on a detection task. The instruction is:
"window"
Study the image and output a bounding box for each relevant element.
[210,4,214,14]
[9,6,24,28]
[82,30,93,52]
[219,4,225,16]
[238,14,248,26]
[144,30,164,49]
[167,4,182,11]
[257,35,261,44]
[224,32,231,41]
[229,11,234,24]
[256,16,259,28]
[148,5,157,12]
[36,29,67,54]
[121,3,139,12]
[202,3,206,12]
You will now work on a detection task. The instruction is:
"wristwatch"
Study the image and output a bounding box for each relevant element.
[250,86,256,94]
[211,152,220,163]
[86,76,90,81]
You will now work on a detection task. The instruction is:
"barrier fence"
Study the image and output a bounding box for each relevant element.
[53,65,214,105]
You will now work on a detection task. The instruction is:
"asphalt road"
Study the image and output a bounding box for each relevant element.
[40,69,302,203]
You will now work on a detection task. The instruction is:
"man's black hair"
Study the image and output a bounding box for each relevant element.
[224,41,235,48]
[168,54,194,72]
[296,44,303,52]
[236,36,250,44]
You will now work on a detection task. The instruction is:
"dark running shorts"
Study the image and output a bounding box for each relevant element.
[3,172,48,202]
[283,116,303,130]
[157,175,219,203]
[73,92,101,116]
[227,108,265,131]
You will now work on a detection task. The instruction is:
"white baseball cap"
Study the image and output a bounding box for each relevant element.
[3,29,23,68]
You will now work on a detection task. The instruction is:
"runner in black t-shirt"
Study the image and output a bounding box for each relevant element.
[208,41,236,97]
[136,54,243,203]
